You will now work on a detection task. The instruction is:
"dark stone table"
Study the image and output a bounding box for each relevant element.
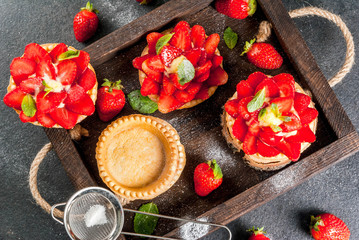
[1,0,358,239]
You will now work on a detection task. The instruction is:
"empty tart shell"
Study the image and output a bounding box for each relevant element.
[222,82,318,171]
[96,114,186,200]
[6,43,98,128]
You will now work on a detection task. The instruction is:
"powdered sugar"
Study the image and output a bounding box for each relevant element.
[179,217,210,240]
[84,204,108,228]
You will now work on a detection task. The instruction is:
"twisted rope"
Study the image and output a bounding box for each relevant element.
[255,7,355,87]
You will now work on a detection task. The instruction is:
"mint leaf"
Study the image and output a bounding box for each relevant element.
[156,33,174,55]
[224,27,238,49]
[128,90,158,114]
[134,202,159,236]
[58,50,80,61]
[177,59,195,85]
[21,95,36,117]
[247,88,265,112]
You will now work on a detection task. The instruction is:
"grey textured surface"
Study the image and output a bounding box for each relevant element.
[0,0,358,239]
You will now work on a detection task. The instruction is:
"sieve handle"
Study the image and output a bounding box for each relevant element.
[51,202,66,225]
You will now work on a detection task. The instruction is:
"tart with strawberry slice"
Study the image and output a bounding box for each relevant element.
[4,43,97,129]
[132,21,228,113]
[222,72,318,170]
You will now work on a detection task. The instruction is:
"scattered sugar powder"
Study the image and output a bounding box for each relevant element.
[84,205,108,228]
[179,217,210,240]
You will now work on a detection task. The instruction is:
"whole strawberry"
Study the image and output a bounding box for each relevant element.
[73,2,99,42]
[310,213,350,240]
[241,39,283,69]
[247,227,270,240]
[215,0,257,19]
[194,160,223,196]
[96,79,125,122]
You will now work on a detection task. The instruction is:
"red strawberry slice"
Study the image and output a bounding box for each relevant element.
[36,91,67,113]
[211,55,223,69]
[49,43,68,63]
[36,111,56,128]
[247,117,260,136]
[169,23,191,51]
[195,84,211,100]
[191,25,206,48]
[160,45,182,67]
[141,77,160,96]
[186,82,202,96]
[146,32,164,55]
[183,48,201,67]
[259,130,283,146]
[3,87,27,110]
[19,111,37,123]
[225,99,239,118]
[194,70,210,83]
[147,55,165,72]
[246,72,266,89]
[162,75,176,95]
[10,57,37,85]
[280,113,302,132]
[195,60,212,78]
[132,54,154,70]
[170,73,190,90]
[275,139,301,161]
[257,140,281,157]
[36,59,56,80]
[19,77,43,94]
[158,93,183,113]
[299,108,318,125]
[57,60,77,85]
[270,96,294,115]
[49,108,78,129]
[272,73,295,85]
[174,90,194,103]
[275,79,295,98]
[232,117,247,142]
[173,21,190,32]
[65,94,95,116]
[294,92,311,113]
[72,50,90,74]
[77,68,96,91]
[236,80,254,99]
[204,33,220,59]
[197,50,208,66]
[255,78,280,98]
[64,84,86,105]
[142,59,163,83]
[23,43,51,64]
[243,133,257,155]
[206,67,228,86]
[238,96,253,120]
[286,125,316,143]
[289,142,301,161]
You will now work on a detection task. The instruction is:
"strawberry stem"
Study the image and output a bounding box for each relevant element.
[102,78,123,93]
[310,215,324,232]
[81,1,99,14]
[247,226,266,235]
[241,38,256,56]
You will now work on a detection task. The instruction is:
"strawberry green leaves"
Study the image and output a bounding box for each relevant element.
[208,159,223,179]
[247,88,265,112]
[156,33,174,55]
[177,59,195,85]
[134,202,159,236]
[128,90,158,114]
[224,27,238,49]
[21,95,36,117]
[102,79,123,93]
[58,50,80,61]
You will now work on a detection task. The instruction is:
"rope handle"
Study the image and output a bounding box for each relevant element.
[256,7,355,87]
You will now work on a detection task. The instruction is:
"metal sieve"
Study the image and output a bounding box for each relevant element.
[51,187,232,240]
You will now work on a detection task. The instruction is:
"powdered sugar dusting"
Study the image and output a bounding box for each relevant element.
[84,204,108,227]
[268,167,296,193]
[100,0,142,25]
[179,217,210,240]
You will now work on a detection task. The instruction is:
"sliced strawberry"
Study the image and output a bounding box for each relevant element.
[10,57,37,85]
[194,70,210,83]
[146,32,164,55]
[19,111,37,123]
[23,43,51,64]
[19,77,43,94]
[186,82,202,96]
[49,43,68,63]
[232,117,247,142]
[36,91,67,113]
[72,50,90,74]
[259,130,283,146]
[289,142,301,161]
[162,75,176,95]
[204,33,220,59]
[243,133,257,155]
[169,22,191,51]
[206,67,228,86]
[36,59,56,80]
[211,55,223,69]
[247,117,260,136]
[294,92,311,113]
[173,21,190,32]
[183,48,201,67]
[236,80,254,99]
[257,140,281,157]
[160,45,182,67]
[158,93,183,113]
[270,97,294,115]
[132,54,154,70]
[275,140,293,160]
[255,78,280,98]
[286,125,316,143]
[195,60,212,78]
[280,113,302,132]
[142,59,163,83]
[147,55,165,72]
[197,49,208,66]
[57,60,77,85]
[237,96,253,120]
[272,73,295,85]
[275,80,295,98]
[141,77,160,96]
[299,108,318,125]
[77,68,96,91]
[65,94,95,116]
[174,90,194,103]
[170,73,190,90]
[195,84,210,100]
[246,72,267,89]
[191,25,206,48]
[49,108,78,129]
[64,84,86,105]
[225,99,239,118]
[3,88,27,110]
[36,111,56,128]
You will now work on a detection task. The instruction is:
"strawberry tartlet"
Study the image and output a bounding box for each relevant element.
[132,21,228,113]
[222,72,318,170]
[4,43,97,129]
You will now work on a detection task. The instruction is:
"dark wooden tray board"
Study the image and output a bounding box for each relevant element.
[44,0,359,238]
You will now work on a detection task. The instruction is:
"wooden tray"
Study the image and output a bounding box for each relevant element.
[44,0,359,238]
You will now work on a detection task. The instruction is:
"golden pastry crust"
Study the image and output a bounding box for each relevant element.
[96,114,186,200]
[222,82,318,171]
[6,43,98,128]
